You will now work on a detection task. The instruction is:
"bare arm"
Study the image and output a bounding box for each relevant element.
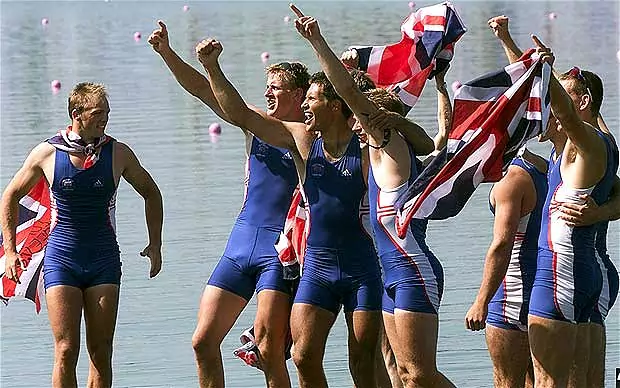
[197,40,301,150]
[465,171,526,331]
[1,143,52,282]
[488,16,522,64]
[533,36,605,156]
[292,9,377,126]
[148,21,229,122]
[432,67,452,154]
[118,142,163,278]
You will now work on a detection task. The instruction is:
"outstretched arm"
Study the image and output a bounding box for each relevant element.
[291,5,433,154]
[465,171,526,331]
[148,21,229,122]
[0,143,52,283]
[197,39,301,150]
[488,16,522,64]
[532,36,605,157]
[118,143,163,278]
[432,66,452,154]
[291,6,376,122]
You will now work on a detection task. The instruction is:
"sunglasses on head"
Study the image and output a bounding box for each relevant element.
[566,66,592,98]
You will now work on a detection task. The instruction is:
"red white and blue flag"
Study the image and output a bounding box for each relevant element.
[0,179,51,313]
[394,49,551,238]
[351,1,466,110]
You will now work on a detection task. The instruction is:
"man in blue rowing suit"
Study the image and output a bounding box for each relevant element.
[285,9,454,388]
[149,21,307,388]
[553,116,620,388]
[1,82,163,388]
[528,37,618,387]
[465,147,548,388]
[197,25,418,388]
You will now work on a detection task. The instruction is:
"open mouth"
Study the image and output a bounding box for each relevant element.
[304,111,314,125]
[266,98,276,111]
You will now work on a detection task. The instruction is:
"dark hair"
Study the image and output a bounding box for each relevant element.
[349,69,376,92]
[558,67,603,116]
[364,88,405,116]
[266,62,310,93]
[309,71,352,119]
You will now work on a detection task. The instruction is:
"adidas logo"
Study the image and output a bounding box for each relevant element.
[93,179,104,188]
[342,169,352,177]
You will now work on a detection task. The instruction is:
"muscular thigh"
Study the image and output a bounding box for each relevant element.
[46,285,84,343]
[83,284,120,343]
[290,303,336,357]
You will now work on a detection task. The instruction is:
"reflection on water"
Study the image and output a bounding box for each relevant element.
[1,1,618,387]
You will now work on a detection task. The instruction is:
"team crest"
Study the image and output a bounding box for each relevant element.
[60,178,75,191]
[310,163,325,177]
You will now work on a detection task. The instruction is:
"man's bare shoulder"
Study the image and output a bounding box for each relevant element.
[28,142,55,163]
[493,165,532,201]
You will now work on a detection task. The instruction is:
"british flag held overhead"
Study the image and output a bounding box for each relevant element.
[351,1,466,111]
[394,49,551,238]
[0,178,51,313]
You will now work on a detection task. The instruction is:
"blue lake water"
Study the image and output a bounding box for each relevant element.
[1,1,618,387]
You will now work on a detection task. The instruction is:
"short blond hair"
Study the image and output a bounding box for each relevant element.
[265,62,310,92]
[364,88,405,116]
[68,82,108,119]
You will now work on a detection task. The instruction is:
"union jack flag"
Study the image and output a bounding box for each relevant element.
[0,178,51,313]
[351,1,466,110]
[394,49,551,238]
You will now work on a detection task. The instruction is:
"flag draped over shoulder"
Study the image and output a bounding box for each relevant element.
[0,179,51,313]
[0,128,112,312]
[351,1,467,110]
[394,49,551,238]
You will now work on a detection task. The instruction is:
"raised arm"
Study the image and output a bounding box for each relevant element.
[488,16,522,64]
[1,143,53,283]
[532,36,605,157]
[197,39,302,150]
[465,171,527,331]
[117,142,163,278]
[148,21,229,122]
[291,6,377,120]
[431,66,452,155]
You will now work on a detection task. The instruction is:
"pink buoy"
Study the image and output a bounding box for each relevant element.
[408,1,415,9]
[133,31,141,41]
[261,51,270,63]
[51,79,61,89]
[183,5,189,12]
[548,12,557,20]
[283,15,290,23]
[41,18,49,25]
[451,80,462,94]
[208,122,222,135]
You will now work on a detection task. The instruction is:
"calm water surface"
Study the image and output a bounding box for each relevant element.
[1,1,618,387]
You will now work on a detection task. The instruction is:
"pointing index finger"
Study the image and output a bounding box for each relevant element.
[289,3,305,18]
[531,34,546,49]
[158,20,167,32]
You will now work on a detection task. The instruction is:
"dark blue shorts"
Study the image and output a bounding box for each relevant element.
[380,252,444,315]
[43,246,121,290]
[207,222,292,301]
[529,253,602,324]
[590,252,619,325]
[293,246,382,314]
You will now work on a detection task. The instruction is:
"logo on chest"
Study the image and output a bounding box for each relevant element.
[310,163,325,177]
[255,143,270,160]
[92,177,105,189]
[60,178,75,191]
